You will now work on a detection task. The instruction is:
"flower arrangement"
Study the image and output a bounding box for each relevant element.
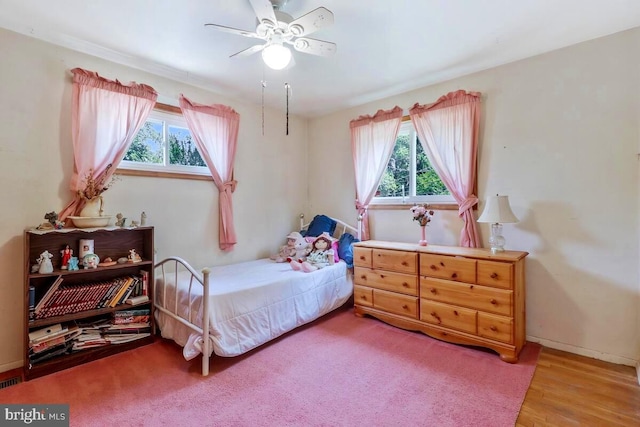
[78,164,117,201]
[410,204,435,227]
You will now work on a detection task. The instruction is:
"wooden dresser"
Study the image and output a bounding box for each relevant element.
[353,240,528,363]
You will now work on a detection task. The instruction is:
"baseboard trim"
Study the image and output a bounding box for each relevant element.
[526,335,638,367]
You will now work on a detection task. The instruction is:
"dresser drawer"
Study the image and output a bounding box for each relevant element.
[354,267,417,296]
[420,277,513,317]
[372,249,417,275]
[420,254,476,283]
[373,289,418,319]
[354,285,373,307]
[478,312,513,344]
[420,299,477,335]
[353,247,372,268]
[477,260,513,290]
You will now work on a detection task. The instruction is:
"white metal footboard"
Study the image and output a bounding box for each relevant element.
[154,256,212,376]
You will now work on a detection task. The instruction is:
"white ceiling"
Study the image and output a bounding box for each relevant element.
[1,0,639,117]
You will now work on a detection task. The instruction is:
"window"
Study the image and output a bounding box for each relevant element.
[374,119,454,204]
[118,104,209,178]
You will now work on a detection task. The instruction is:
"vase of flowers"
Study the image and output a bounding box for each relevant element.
[410,204,434,246]
[78,164,116,218]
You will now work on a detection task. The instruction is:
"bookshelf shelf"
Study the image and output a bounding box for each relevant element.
[23,226,155,380]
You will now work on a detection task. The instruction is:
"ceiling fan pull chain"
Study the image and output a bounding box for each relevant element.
[285,82,291,135]
[261,79,267,136]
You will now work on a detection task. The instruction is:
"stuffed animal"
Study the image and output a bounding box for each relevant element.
[271,231,309,263]
[290,233,335,273]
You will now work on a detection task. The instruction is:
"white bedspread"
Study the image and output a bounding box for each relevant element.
[155,258,352,357]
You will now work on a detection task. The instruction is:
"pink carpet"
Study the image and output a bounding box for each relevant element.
[1,306,540,426]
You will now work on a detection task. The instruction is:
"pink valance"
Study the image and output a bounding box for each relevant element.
[350,106,404,128]
[70,68,158,100]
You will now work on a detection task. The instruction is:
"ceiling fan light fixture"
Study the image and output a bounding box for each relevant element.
[262,43,292,70]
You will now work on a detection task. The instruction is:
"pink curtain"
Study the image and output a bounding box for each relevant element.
[409,90,481,247]
[59,68,158,221]
[349,106,403,240]
[179,95,240,251]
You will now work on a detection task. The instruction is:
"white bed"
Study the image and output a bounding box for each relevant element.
[154,215,360,376]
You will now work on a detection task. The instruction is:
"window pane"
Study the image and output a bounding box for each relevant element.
[168,125,206,167]
[378,133,410,197]
[416,138,450,196]
[125,121,163,164]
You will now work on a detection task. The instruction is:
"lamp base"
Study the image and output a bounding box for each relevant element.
[488,223,506,253]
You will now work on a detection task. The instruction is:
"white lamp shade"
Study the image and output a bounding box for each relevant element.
[477,195,519,224]
[262,44,292,70]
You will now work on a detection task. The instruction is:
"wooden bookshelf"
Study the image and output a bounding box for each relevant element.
[23,226,155,380]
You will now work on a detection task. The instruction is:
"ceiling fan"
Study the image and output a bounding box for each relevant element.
[205,0,336,70]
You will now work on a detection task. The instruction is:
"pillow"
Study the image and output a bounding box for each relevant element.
[305,235,340,263]
[302,214,337,237]
[338,233,360,268]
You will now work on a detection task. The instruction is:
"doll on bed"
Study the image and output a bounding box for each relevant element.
[290,233,335,273]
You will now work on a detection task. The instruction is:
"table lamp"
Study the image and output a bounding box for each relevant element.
[477,194,518,253]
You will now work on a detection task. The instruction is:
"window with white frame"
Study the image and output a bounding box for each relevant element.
[119,105,209,176]
[374,119,454,204]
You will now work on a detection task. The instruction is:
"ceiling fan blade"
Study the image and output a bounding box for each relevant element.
[287,7,334,37]
[248,0,278,26]
[205,23,261,39]
[230,44,265,58]
[292,37,337,56]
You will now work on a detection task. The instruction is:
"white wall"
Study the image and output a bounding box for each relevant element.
[0,28,309,372]
[308,28,640,365]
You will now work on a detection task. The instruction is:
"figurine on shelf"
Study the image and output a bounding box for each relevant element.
[67,256,80,271]
[37,250,54,274]
[82,253,100,269]
[115,213,126,227]
[128,249,142,263]
[130,220,139,228]
[140,211,147,226]
[60,244,73,270]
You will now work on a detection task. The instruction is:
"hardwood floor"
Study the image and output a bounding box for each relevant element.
[517,347,640,426]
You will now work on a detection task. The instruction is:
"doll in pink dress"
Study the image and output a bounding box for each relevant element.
[290,234,335,273]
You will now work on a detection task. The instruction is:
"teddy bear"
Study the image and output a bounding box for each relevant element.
[271,231,309,263]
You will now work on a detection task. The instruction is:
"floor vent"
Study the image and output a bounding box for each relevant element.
[0,376,21,389]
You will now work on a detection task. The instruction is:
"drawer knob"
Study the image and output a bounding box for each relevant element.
[453,310,458,316]
[490,326,498,332]
[430,265,437,270]
[360,256,365,260]
[360,295,368,301]
[490,272,498,279]
[402,282,409,288]
[429,288,437,294]
[440,262,445,267]
[490,299,497,305]
[451,273,458,279]
[402,261,408,266]
[360,275,366,280]
[402,304,409,310]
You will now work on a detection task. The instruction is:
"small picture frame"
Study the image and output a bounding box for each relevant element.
[79,239,94,259]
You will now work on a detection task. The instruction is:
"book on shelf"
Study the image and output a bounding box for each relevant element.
[28,286,35,320]
[29,328,82,354]
[34,275,63,316]
[140,270,149,296]
[125,295,149,305]
[29,323,64,343]
[113,308,150,324]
